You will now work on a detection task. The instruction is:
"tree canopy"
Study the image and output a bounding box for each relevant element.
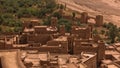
[0,0,57,32]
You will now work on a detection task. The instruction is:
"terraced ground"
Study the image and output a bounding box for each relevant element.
[58,0,120,26]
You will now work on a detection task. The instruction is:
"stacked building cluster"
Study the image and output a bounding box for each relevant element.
[0,12,119,68]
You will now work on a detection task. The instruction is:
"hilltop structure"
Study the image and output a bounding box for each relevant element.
[0,11,107,68]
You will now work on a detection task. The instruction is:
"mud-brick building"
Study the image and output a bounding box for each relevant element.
[34,26,58,34]
[71,25,92,39]
[22,19,40,29]
[27,34,52,45]
[71,39,105,66]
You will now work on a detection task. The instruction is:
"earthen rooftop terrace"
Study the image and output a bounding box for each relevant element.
[22,51,96,68]
[0,49,25,68]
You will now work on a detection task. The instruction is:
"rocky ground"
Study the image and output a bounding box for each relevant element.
[58,0,120,26]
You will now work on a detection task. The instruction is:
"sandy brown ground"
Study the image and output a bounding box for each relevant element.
[58,0,120,26]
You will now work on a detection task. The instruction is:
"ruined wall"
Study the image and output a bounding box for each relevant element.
[80,12,103,26]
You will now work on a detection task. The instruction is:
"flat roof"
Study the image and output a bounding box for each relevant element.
[46,27,57,31]
[107,64,119,68]
[0,50,26,68]
[54,36,67,41]
[112,55,120,61]
[102,60,112,64]
[24,52,48,67]
[24,28,34,32]
[23,52,95,68]
[81,42,98,48]
[13,44,29,47]
[25,53,48,61]
[81,53,96,63]
[114,43,120,46]
[75,27,87,30]
[116,47,120,51]
[34,26,47,28]
[66,63,77,68]
[30,19,39,22]
[107,45,114,49]
[105,50,120,55]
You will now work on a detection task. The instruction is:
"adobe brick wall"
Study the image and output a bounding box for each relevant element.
[63,15,80,21]
[51,17,58,28]
[73,45,98,54]
[0,42,5,49]
[59,25,65,36]
[22,20,40,28]
[27,35,68,54]
[97,41,106,63]
[29,43,41,47]
[47,41,60,46]
[39,46,61,53]
[80,12,88,24]
[38,41,68,54]
[67,36,74,54]
[60,41,68,53]
[34,26,57,34]
[93,35,103,43]
[5,44,12,49]
[80,12,103,27]
[73,40,98,54]
[40,60,59,68]
[95,15,103,27]
[71,26,92,39]
[84,55,97,68]
[72,39,105,65]
[27,34,52,45]
[34,26,48,34]
[17,50,26,68]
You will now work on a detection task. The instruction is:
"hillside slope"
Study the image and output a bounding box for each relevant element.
[58,0,120,26]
